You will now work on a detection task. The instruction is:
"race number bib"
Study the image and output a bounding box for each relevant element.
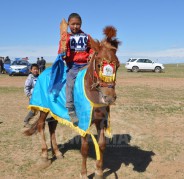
[70,34,88,51]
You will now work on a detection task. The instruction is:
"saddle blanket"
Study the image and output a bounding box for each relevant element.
[29,65,94,133]
[28,56,111,160]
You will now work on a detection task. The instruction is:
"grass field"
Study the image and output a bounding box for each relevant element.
[0,64,184,179]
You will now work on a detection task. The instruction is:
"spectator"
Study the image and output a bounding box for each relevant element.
[0,57,4,74]
[36,57,41,73]
[4,56,11,64]
[23,63,39,127]
[40,57,46,73]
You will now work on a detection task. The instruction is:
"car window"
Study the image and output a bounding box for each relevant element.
[145,59,152,63]
[137,59,145,63]
[12,61,17,65]
[127,58,137,62]
[20,61,28,65]
[131,59,137,62]
[12,60,28,66]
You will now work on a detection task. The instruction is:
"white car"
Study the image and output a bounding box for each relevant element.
[125,58,165,73]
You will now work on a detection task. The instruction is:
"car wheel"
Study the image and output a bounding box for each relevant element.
[132,66,139,72]
[155,66,161,73]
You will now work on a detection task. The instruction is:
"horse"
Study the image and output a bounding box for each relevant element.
[24,26,120,179]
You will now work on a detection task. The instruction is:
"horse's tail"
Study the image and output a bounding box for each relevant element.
[23,119,39,136]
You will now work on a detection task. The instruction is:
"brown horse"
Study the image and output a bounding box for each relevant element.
[24,26,120,179]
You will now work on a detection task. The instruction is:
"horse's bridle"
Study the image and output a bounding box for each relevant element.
[90,53,117,91]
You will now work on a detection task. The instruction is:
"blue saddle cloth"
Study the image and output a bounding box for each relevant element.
[29,65,93,133]
[28,55,111,160]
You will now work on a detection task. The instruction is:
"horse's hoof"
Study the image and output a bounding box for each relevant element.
[80,173,88,179]
[95,171,103,179]
[40,157,49,162]
[35,157,51,170]
[56,154,63,160]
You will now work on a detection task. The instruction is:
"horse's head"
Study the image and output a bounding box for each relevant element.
[87,26,120,105]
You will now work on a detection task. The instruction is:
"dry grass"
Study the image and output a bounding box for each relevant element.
[0,64,184,179]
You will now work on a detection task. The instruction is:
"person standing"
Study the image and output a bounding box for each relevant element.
[0,57,4,74]
[4,56,11,64]
[36,57,41,73]
[40,57,46,73]
[23,63,39,127]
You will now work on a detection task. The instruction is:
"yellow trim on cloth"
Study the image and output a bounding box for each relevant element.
[28,70,113,161]
[28,105,101,161]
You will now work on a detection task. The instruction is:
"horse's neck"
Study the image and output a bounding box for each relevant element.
[84,60,101,104]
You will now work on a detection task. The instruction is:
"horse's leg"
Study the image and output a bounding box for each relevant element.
[95,123,106,179]
[48,118,63,159]
[80,135,89,179]
[37,111,51,166]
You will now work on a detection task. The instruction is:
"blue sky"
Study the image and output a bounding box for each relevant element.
[0,0,184,63]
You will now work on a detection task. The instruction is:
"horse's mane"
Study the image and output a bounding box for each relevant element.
[103,26,116,38]
[103,26,121,49]
[89,26,121,54]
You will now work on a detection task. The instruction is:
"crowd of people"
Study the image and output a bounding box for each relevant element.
[36,57,46,73]
[0,56,46,74]
[0,56,11,74]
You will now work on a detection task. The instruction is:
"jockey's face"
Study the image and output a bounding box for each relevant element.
[68,17,81,34]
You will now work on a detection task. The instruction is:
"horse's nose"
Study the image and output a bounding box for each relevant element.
[103,95,116,104]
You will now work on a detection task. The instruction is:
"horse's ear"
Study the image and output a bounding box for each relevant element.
[89,36,100,53]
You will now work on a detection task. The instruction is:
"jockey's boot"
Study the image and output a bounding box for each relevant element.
[68,108,78,125]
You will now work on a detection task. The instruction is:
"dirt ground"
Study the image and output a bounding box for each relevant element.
[0,69,184,179]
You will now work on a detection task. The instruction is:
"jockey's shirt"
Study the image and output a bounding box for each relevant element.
[58,30,93,64]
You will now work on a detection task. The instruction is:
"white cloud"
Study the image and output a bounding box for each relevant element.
[0,45,58,57]
[117,48,184,58]
[1,45,184,63]
[2,45,184,58]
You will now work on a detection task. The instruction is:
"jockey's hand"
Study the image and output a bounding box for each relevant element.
[59,48,65,54]
[58,52,66,60]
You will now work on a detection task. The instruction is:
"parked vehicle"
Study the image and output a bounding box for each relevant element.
[125,58,165,73]
[8,59,31,76]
